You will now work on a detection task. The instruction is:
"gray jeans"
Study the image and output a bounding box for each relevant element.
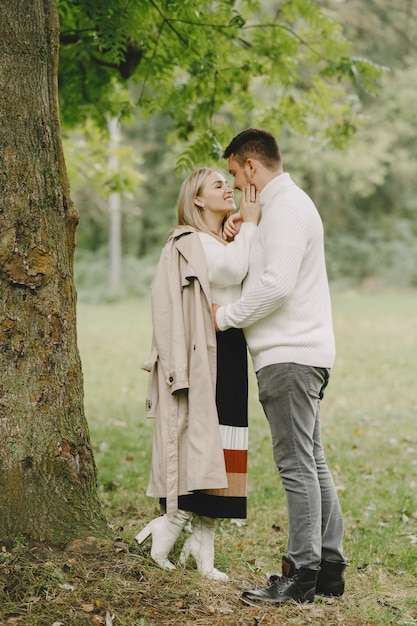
[256,362,345,570]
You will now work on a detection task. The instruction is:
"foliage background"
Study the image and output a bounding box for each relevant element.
[56,0,417,299]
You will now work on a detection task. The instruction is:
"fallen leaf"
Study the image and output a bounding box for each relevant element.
[58,583,75,591]
[82,603,95,612]
[218,607,234,614]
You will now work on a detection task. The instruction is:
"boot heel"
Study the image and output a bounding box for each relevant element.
[134,510,191,571]
[135,522,152,545]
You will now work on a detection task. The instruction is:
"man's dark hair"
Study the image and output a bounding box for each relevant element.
[223,128,281,170]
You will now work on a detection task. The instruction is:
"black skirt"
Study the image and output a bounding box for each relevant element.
[161,327,248,519]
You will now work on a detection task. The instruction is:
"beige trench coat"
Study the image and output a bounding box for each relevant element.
[142,226,227,516]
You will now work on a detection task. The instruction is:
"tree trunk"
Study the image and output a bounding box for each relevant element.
[0,0,110,545]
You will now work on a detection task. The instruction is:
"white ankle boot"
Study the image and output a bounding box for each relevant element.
[135,509,191,570]
[179,515,228,581]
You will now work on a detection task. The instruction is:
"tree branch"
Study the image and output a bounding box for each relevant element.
[60,31,144,79]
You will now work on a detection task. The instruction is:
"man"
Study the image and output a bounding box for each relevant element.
[213,128,346,605]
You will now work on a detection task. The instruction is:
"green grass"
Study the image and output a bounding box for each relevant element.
[2,289,417,625]
[78,289,417,625]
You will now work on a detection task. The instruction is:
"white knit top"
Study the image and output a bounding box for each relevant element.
[198,222,257,304]
[216,173,335,372]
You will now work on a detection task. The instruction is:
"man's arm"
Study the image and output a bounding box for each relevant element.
[216,203,307,331]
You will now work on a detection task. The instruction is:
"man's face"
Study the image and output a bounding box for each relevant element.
[228,155,250,192]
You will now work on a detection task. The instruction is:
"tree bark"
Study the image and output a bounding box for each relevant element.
[0,0,109,544]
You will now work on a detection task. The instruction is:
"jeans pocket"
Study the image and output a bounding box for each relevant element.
[306,367,330,400]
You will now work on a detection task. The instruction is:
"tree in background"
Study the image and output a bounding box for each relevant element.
[0,0,382,546]
[64,114,144,292]
[287,0,417,286]
[58,0,385,294]
[58,0,383,156]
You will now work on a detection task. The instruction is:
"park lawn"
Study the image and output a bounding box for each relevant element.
[1,290,416,625]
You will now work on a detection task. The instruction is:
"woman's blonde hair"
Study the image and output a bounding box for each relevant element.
[175,167,229,240]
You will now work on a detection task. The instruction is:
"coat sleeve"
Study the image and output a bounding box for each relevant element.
[151,243,190,393]
[141,344,159,419]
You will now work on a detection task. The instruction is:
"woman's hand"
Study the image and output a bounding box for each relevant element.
[239,184,260,224]
[222,212,242,241]
[222,185,260,241]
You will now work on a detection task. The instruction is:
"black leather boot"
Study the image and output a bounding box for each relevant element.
[316,560,346,597]
[268,556,346,597]
[268,555,296,584]
[241,567,318,606]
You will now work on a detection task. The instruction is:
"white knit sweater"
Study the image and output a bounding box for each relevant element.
[216,173,335,372]
[198,222,257,305]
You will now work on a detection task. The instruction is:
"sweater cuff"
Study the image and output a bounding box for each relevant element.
[240,221,257,232]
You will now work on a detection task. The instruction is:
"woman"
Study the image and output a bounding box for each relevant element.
[136,168,260,580]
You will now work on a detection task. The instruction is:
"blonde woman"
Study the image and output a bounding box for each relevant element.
[136,168,259,580]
